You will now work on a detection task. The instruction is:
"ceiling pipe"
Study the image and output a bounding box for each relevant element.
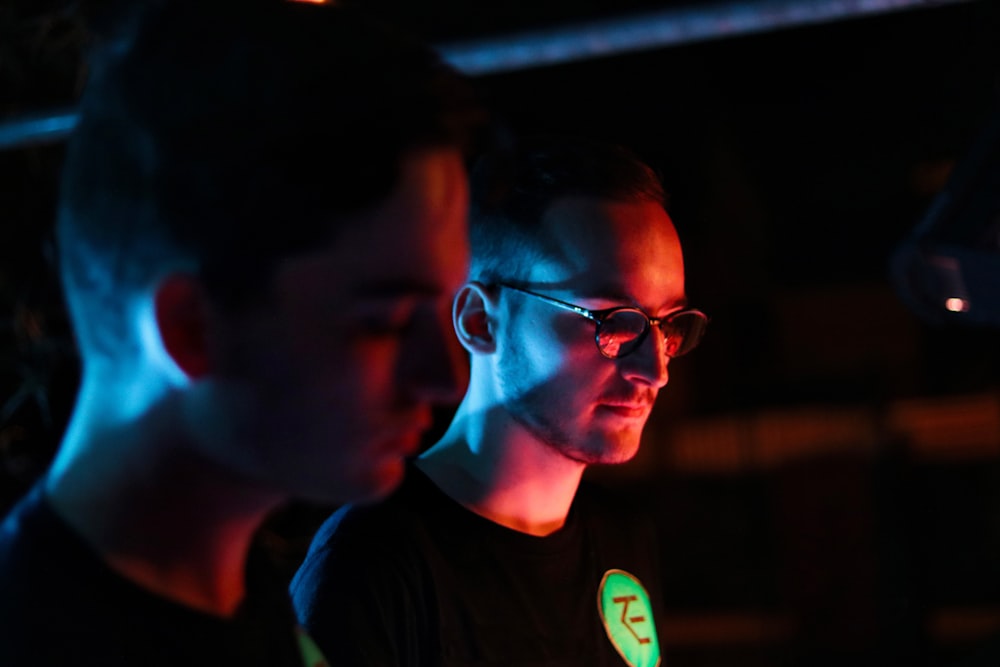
[0,0,976,150]
[0,107,78,151]
[439,0,973,75]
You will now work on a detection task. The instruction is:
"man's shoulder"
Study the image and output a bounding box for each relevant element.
[289,467,447,612]
[301,465,442,559]
[0,482,141,664]
[0,480,73,574]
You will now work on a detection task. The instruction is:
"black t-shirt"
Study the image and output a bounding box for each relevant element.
[291,464,667,667]
[0,479,324,667]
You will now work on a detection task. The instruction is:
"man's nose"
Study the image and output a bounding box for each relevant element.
[618,328,669,389]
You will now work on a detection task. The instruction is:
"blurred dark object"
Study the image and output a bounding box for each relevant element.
[1,0,86,516]
[891,108,1000,328]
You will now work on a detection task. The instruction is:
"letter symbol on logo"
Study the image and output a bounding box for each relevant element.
[612,594,651,644]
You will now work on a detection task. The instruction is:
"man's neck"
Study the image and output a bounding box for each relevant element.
[417,411,586,536]
[46,408,281,617]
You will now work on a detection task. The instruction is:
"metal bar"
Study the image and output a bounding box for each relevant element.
[0,107,78,151]
[439,0,974,75]
[0,0,976,150]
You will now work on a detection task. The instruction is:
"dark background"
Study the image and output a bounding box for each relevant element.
[4,1,1000,665]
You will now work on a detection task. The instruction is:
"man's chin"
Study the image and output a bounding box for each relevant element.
[351,458,407,505]
[567,437,641,466]
[592,434,643,465]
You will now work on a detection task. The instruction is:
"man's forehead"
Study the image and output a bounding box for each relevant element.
[520,267,649,301]
[521,201,686,307]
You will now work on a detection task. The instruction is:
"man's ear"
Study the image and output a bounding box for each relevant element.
[154,273,211,380]
[453,282,496,354]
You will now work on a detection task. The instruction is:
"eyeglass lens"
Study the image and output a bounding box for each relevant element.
[598,310,706,359]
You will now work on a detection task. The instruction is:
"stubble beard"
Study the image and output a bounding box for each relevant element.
[503,386,643,466]
[496,339,642,467]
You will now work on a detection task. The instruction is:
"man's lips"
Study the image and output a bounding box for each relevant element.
[597,402,652,419]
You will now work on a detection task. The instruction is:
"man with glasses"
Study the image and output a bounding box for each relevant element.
[291,133,707,666]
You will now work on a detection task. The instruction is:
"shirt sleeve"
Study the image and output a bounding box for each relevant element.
[289,505,431,667]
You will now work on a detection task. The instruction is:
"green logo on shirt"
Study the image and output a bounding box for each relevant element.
[295,625,331,667]
[597,569,661,667]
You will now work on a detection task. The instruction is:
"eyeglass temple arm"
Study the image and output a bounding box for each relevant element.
[498,284,601,322]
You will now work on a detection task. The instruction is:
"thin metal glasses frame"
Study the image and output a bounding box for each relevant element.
[495,282,708,359]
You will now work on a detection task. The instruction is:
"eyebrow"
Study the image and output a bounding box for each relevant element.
[557,283,689,311]
[520,279,626,300]
[585,297,692,316]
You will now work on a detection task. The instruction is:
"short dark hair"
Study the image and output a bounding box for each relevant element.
[57,0,492,353]
[467,133,667,283]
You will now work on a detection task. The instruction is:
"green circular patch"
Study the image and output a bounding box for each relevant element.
[597,569,661,667]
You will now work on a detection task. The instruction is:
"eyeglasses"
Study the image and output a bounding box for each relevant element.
[495,283,708,360]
